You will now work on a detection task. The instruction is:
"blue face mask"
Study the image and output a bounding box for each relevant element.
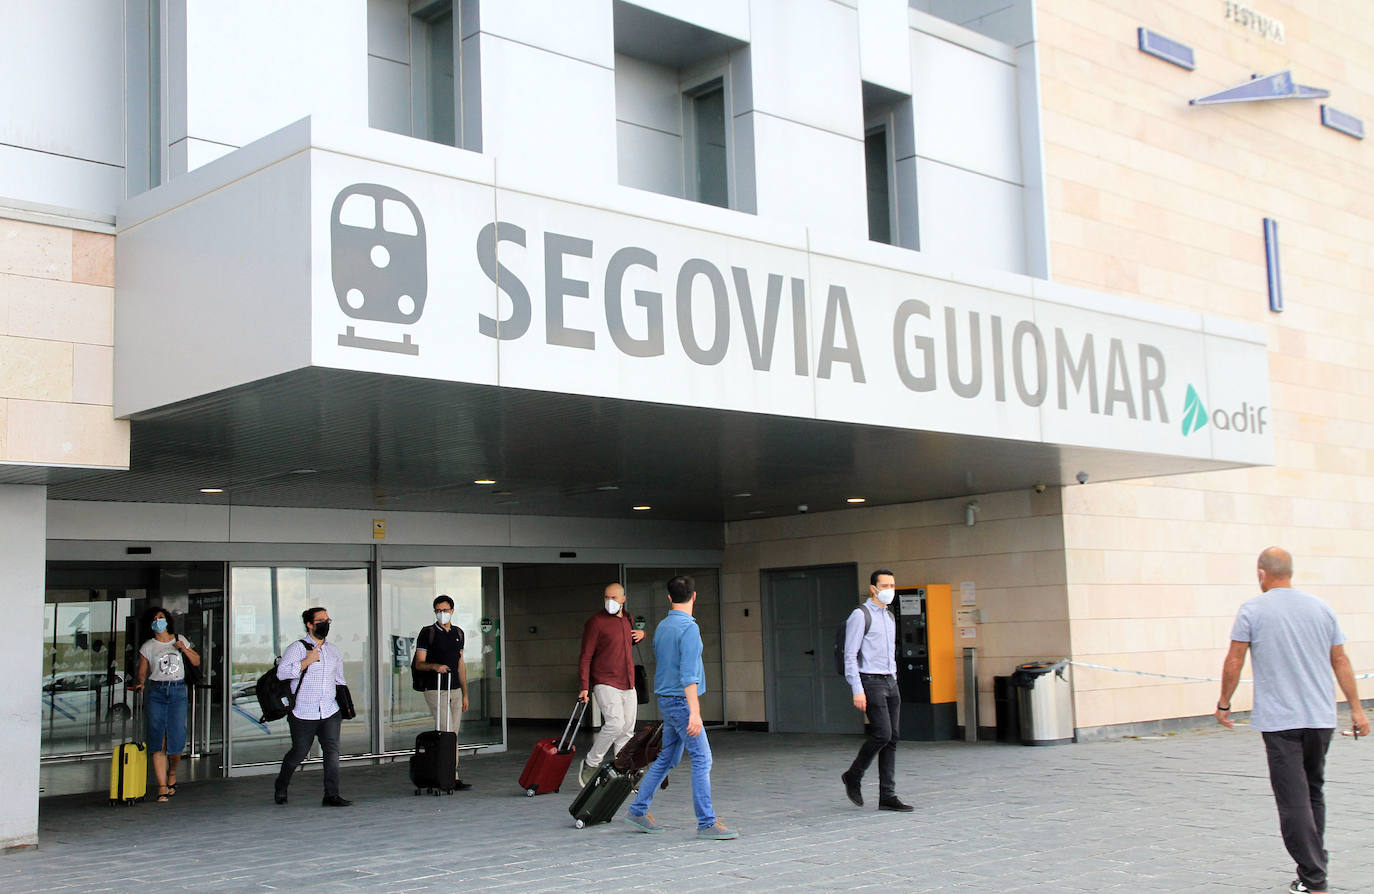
[152,618,168,633]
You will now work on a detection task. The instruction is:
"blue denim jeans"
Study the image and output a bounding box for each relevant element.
[629,695,715,829]
[144,680,188,754]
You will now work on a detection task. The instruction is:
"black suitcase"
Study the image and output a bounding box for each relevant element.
[569,764,641,829]
[410,674,458,795]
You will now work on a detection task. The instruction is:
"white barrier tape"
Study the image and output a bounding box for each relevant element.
[1068,660,1374,684]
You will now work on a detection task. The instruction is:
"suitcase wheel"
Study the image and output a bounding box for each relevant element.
[574,819,586,829]
[526,787,537,797]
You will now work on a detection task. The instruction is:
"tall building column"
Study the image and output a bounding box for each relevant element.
[0,485,46,849]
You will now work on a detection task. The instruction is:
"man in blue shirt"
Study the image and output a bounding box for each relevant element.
[274,606,351,807]
[624,576,737,840]
[1217,547,1368,894]
[841,569,914,812]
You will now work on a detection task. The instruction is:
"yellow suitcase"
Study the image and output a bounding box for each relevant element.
[109,742,147,804]
[109,691,147,805]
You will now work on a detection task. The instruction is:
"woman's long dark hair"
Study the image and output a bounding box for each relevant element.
[140,606,176,637]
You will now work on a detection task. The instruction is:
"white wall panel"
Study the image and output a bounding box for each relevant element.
[478,0,614,68]
[0,146,123,216]
[173,0,368,150]
[751,114,867,242]
[368,0,413,62]
[617,122,684,197]
[167,138,237,177]
[748,0,863,139]
[910,30,1022,184]
[618,0,750,41]
[479,35,617,184]
[0,1,124,168]
[369,55,413,135]
[857,0,911,94]
[615,54,683,136]
[0,485,45,848]
[915,158,1026,274]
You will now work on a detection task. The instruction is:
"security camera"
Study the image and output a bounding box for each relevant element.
[1033,483,1047,494]
[1076,471,1089,485]
[797,503,808,513]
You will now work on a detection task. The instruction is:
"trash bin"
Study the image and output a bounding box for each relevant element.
[993,675,1020,743]
[1010,660,1074,746]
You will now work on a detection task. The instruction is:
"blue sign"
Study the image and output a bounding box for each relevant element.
[1191,71,1328,105]
[1263,218,1282,313]
[1137,28,1194,71]
[1320,105,1365,140]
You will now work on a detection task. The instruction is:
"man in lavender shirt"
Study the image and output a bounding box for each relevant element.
[274,606,352,807]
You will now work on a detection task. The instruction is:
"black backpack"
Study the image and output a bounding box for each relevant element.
[832,607,891,675]
[256,639,312,723]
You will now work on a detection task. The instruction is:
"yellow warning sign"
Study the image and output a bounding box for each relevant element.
[372,518,386,539]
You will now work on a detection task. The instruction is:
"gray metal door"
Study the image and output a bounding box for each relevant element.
[763,565,862,734]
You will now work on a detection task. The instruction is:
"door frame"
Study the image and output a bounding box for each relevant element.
[760,562,858,733]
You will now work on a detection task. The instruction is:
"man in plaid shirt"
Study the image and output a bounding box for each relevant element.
[273,606,351,806]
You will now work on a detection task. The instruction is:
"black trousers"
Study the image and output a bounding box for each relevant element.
[1263,728,1333,891]
[848,674,900,798]
[276,711,343,797]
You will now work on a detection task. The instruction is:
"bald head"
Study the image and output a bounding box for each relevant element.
[604,582,626,605]
[1256,547,1293,591]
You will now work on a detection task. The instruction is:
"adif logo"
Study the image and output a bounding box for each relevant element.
[331,184,426,355]
[1181,384,1270,436]
[1181,384,1208,435]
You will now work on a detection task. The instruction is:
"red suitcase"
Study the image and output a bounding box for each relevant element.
[518,700,586,796]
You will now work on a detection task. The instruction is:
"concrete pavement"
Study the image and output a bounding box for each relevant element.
[10,712,1373,893]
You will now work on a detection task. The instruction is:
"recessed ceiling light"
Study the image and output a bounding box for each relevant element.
[199,487,224,494]
[492,490,512,496]
[749,510,765,515]
[473,479,497,485]
[596,484,620,491]
[847,497,866,503]
[733,492,752,498]
[632,505,652,511]
[289,468,317,475]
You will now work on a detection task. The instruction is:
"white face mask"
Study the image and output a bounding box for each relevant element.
[605,599,621,615]
[875,588,895,606]
[435,611,452,625]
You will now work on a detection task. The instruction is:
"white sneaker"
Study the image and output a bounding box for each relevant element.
[578,760,598,787]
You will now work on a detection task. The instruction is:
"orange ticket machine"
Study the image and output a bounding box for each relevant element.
[893,585,957,740]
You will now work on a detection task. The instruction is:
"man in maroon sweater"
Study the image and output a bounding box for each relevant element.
[576,582,646,786]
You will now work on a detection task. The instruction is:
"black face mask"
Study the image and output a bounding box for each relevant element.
[312,620,331,640]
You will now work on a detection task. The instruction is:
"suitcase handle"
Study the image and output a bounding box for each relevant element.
[433,663,453,732]
[557,699,587,754]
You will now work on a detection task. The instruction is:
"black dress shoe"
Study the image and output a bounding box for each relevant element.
[321,795,353,807]
[274,789,288,805]
[878,796,914,812]
[454,779,472,791]
[841,771,863,807]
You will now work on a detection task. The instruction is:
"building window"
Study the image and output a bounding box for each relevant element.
[687,78,729,208]
[611,1,752,212]
[367,0,480,151]
[865,126,892,244]
[863,82,918,250]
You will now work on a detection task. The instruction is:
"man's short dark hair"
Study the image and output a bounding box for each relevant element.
[667,575,695,603]
[870,569,895,586]
[301,606,327,628]
[433,594,454,610]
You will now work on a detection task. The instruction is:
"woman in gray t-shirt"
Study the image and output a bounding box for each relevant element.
[131,608,200,801]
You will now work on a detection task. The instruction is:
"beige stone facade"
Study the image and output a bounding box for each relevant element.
[0,218,129,469]
[724,0,1372,735]
[1040,0,1373,730]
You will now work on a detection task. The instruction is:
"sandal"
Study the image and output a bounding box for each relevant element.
[157,786,171,802]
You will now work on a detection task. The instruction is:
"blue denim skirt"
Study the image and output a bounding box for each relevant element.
[145,680,188,754]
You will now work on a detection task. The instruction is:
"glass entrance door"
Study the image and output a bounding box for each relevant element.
[41,594,134,757]
[227,566,372,767]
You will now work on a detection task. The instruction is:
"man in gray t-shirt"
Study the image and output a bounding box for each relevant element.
[1217,547,1369,894]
